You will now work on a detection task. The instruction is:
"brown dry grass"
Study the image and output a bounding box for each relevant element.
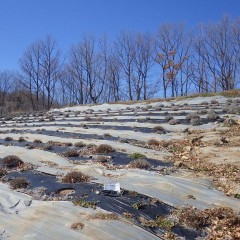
[107,89,240,105]
[162,138,240,196]
[176,206,240,239]
[147,139,160,146]
[135,128,240,197]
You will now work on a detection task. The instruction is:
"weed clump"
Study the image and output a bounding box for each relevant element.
[86,212,119,221]
[132,202,148,210]
[9,177,29,189]
[95,144,115,154]
[138,215,174,231]
[129,159,151,169]
[63,171,90,183]
[155,216,175,230]
[2,155,24,169]
[73,198,98,209]
[104,133,112,137]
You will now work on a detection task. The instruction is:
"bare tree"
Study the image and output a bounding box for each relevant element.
[191,34,212,93]
[115,31,136,100]
[105,53,122,102]
[200,16,239,91]
[155,24,191,98]
[19,40,43,110]
[41,35,61,110]
[67,43,87,104]
[0,71,13,116]
[15,16,240,111]
[18,36,61,110]
[233,17,240,87]
[134,33,156,100]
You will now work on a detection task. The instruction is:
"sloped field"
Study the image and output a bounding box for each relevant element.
[0,96,239,239]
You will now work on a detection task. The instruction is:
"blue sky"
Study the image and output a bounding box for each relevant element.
[0,0,239,71]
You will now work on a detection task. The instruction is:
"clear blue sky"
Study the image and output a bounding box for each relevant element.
[0,0,239,71]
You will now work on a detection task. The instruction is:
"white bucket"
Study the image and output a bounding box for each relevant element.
[104,182,120,193]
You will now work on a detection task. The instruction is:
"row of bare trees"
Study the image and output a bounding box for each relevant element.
[0,16,240,113]
[18,36,61,111]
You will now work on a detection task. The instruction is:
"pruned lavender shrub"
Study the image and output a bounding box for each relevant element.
[227,104,240,114]
[223,118,238,127]
[63,171,90,183]
[4,137,13,141]
[129,159,151,169]
[207,110,219,120]
[186,112,200,120]
[171,106,179,111]
[210,99,219,105]
[154,106,162,111]
[190,118,203,126]
[200,101,208,105]
[233,98,240,104]
[95,144,115,154]
[169,119,179,125]
[197,109,208,115]
[153,125,166,134]
[2,155,24,168]
[165,115,173,121]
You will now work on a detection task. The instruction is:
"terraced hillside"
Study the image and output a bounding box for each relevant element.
[0,95,239,239]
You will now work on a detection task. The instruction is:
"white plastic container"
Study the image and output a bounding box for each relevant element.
[104,182,121,193]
